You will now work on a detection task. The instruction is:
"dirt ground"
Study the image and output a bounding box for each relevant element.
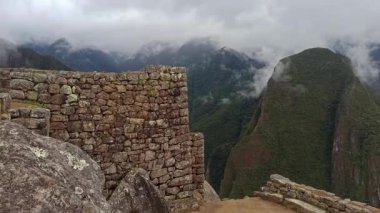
[191,197,296,213]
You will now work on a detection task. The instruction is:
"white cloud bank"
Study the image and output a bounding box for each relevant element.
[1,0,380,95]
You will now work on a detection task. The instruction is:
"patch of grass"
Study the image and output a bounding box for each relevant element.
[11,100,46,109]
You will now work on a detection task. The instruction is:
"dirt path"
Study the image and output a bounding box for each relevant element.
[191,197,296,213]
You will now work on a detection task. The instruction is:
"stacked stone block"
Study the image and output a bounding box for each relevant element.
[9,108,50,136]
[0,93,11,120]
[191,133,205,198]
[0,66,205,206]
[255,174,380,213]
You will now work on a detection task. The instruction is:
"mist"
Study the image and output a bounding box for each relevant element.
[0,39,20,67]
[1,0,380,96]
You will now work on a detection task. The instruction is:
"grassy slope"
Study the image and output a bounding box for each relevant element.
[220,48,355,198]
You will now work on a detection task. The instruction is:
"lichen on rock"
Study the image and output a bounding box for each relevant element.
[30,147,48,158]
[0,121,111,212]
[60,151,89,171]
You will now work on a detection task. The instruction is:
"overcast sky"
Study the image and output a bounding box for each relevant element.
[1,0,380,55]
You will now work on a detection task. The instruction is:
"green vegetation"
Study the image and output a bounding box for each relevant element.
[11,100,46,109]
[221,48,380,205]
[331,78,380,203]
[188,48,262,192]
[196,97,259,192]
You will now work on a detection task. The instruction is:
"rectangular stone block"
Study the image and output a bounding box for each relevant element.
[0,79,10,91]
[0,93,11,114]
[0,69,10,80]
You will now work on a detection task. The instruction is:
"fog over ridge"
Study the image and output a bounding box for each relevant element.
[1,0,380,95]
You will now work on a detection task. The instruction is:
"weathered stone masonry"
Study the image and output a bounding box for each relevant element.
[0,66,205,205]
[255,174,380,213]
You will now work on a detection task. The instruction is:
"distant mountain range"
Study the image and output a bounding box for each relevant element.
[23,38,120,71]
[0,39,70,70]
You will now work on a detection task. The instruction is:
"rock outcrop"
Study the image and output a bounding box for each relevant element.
[203,181,220,202]
[0,121,111,212]
[0,121,172,212]
[108,168,170,213]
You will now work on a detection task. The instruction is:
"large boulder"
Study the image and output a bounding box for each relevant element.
[0,121,173,212]
[0,121,110,212]
[203,181,220,202]
[108,168,170,213]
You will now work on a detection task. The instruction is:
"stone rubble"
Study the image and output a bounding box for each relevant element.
[254,174,380,213]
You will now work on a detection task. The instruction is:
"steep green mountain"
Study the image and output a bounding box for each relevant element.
[220,48,380,207]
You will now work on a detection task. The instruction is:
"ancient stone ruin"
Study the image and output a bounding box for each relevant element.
[254,174,380,213]
[0,66,205,209]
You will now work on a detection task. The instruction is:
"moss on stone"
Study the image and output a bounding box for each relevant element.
[11,100,46,109]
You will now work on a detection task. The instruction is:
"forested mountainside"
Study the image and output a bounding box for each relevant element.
[220,48,380,207]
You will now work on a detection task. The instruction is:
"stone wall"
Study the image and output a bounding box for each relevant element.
[255,174,380,213]
[8,108,50,136]
[0,67,205,206]
[0,93,50,136]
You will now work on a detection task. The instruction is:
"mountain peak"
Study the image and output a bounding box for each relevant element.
[50,38,72,52]
[221,48,380,207]
[135,41,174,59]
[294,47,339,60]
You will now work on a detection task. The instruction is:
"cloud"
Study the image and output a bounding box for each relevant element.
[1,0,380,53]
[1,0,380,95]
[271,60,292,82]
[0,39,20,67]
[220,98,231,105]
[236,65,271,98]
[344,43,380,84]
